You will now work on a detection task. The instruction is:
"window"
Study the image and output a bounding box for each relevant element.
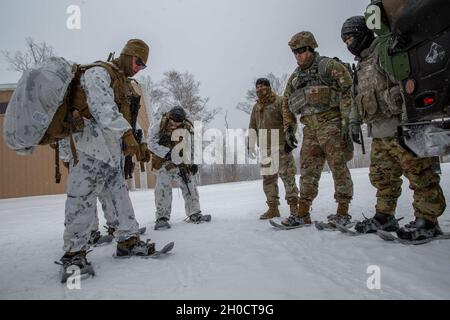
[0,102,7,114]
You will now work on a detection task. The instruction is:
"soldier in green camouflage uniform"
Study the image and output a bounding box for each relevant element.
[248,78,299,220]
[281,31,354,227]
[342,15,446,240]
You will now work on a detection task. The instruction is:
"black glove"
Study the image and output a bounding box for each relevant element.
[189,164,199,175]
[284,142,294,154]
[285,126,298,151]
[349,121,361,144]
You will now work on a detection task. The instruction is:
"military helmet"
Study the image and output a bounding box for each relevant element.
[121,39,150,65]
[168,106,187,122]
[256,78,271,88]
[288,31,318,50]
[341,16,375,56]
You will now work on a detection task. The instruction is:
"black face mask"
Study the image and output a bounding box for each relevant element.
[346,33,374,57]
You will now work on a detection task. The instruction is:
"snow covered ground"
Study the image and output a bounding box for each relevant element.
[1,165,450,300]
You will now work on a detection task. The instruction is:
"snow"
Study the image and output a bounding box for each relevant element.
[1,165,450,300]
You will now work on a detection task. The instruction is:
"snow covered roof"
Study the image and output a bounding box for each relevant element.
[0,83,17,91]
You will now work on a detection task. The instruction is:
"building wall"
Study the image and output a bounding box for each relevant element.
[0,114,69,199]
[0,84,156,199]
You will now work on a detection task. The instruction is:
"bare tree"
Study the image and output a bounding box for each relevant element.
[140,71,221,125]
[236,73,289,114]
[139,75,169,121]
[2,37,55,72]
[161,70,221,124]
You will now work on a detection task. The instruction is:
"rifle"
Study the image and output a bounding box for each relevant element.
[359,126,366,155]
[124,94,145,180]
[178,164,192,196]
[351,63,366,155]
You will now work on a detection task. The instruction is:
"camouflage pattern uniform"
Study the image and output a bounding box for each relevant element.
[148,115,202,221]
[59,138,119,233]
[63,66,139,253]
[352,38,446,222]
[249,90,299,209]
[283,32,354,212]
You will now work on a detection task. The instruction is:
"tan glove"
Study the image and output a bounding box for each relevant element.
[122,130,139,157]
[137,143,151,162]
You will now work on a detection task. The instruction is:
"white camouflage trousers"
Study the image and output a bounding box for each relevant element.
[64,153,139,252]
[90,189,119,232]
[155,166,201,221]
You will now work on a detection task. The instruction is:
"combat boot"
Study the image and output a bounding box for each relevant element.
[154,217,171,230]
[327,202,352,226]
[56,250,95,283]
[355,211,400,234]
[260,205,280,220]
[297,201,312,224]
[397,217,443,241]
[281,201,311,227]
[187,213,212,224]
[116,236,156,257]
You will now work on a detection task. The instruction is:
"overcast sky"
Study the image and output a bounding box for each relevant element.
[0,0,368,129]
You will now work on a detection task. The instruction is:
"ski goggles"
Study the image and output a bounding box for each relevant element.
[135,57,147,69]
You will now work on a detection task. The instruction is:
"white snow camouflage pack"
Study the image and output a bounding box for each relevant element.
[2,57,75,155]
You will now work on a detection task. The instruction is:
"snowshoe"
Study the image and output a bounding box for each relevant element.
[397,218,443,241]
[334,222,362,236]
[315,217,357,231]
[281,214,312,227]
[327,214,352,225]
[55,251,95,283]
[116,237,155,257]
[115,237,174,259]
[154,218,171,230]
[187,213,212,224]
[270,218,312,230]
[93,226,147,247]
[355,212,402,234]
[377,229,450,245]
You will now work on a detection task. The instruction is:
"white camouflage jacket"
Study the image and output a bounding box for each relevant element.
[70,67,132,168]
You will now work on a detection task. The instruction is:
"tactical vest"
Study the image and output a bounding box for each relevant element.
[288,55,341,117]
[150,114,194,171]
[40,61,139,145]
[354,41,403,124]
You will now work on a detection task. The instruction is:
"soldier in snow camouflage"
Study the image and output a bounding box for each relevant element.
[148,106,211,230]
[60,39,160,272]
[281,31,354,227]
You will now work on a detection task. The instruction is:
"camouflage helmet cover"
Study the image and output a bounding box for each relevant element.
[288,31,319,50]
